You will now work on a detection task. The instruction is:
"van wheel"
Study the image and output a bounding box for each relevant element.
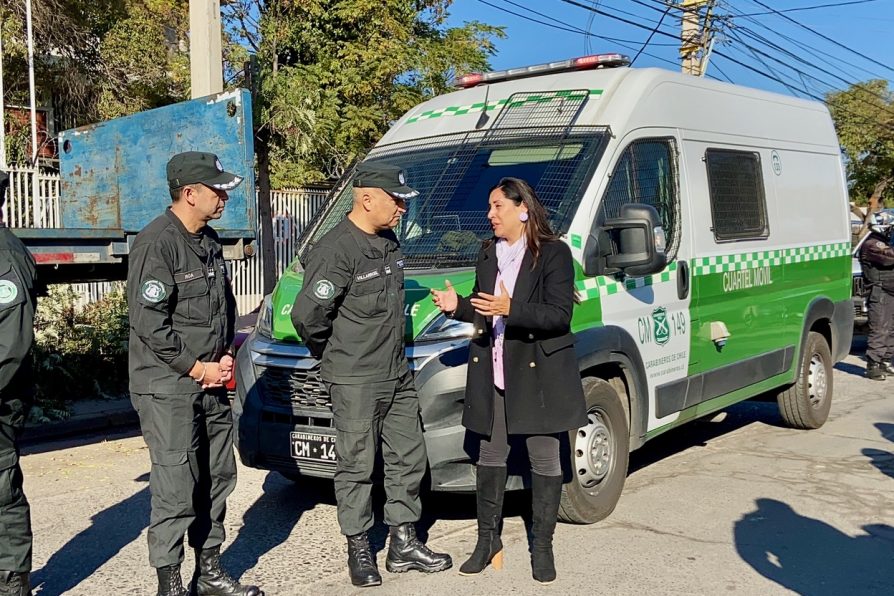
[777,331,833,429]
[558,377,629,524]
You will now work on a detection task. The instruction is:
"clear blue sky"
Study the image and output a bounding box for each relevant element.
[446,0,894,100]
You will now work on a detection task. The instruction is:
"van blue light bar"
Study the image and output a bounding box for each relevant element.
[453,53,631,88]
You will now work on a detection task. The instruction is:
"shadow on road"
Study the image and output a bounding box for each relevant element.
[734,498,894,594]
[834,361,867,378]
[221,472,333,580]
[863,422,894,481]
[32,474,150,595]
[628,399,783,476]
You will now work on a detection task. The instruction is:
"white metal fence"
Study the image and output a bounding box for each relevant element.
[2,166,61,228]
[2,166,329,315]
[230,189,329,315]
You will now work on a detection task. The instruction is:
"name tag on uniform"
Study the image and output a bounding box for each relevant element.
[174,268,204,283]
[355,269,380,282]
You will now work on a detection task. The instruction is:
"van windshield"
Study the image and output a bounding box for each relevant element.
[300,127,610,268]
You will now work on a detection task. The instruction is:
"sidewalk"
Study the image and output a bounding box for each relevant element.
[22,397,138,444]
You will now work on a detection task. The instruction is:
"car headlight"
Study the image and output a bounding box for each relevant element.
[417,313,475,342]
[256,294,274,339]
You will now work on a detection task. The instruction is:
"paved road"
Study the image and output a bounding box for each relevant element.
[20,345,894,595]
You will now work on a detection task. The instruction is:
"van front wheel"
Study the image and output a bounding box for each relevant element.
[777,331,833,429]
[558,377,629,524]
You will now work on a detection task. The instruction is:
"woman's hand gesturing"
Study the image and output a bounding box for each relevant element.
[430,280,459,314]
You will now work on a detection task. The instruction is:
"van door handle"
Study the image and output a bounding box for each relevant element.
[677,260,690,300]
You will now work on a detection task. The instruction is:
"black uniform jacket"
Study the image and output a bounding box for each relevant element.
[0,225,37,465]
[127,209,236,394]
[859,231,894,293]
[291,217,407,385]
[452,239,587,436]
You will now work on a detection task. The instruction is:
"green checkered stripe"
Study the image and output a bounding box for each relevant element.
[576,261,678,300]
[406,89,604,124]
[691,242,851,276]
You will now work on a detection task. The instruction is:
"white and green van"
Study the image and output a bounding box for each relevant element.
[234,54,853,523]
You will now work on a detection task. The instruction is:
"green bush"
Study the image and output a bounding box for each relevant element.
[32,284,129,418]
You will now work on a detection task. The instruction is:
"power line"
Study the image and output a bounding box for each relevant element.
[746,0,894,76]
[720,0,889,80]
[473,0,685,71]
[737,0,882,18]
[632,4,673,65]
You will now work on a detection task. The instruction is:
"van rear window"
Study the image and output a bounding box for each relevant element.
[299,127,610,267]
[705,149,769,241]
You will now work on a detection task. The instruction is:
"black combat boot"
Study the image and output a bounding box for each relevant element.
[347,532,382,587]
[0,571,31,596]
[867,359,887,381]
[883,360,894,376]
[530,473,563,584]
[155,565,188,596]
[459,465,507,575]
[385,523,452,574]
[192,547,263,596]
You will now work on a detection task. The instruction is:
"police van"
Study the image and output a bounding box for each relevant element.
[234,54,853,523]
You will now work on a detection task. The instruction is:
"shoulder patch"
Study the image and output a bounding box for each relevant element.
[0,280,18,304]
[141,280,167,303]
[313,279,335,300]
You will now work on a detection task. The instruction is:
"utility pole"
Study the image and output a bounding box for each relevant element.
[678,0,717,77]
[189,0,224,97]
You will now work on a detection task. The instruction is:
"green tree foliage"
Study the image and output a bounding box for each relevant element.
[225,0,504,186]
[826,80,894,206]
[1,0,191,161]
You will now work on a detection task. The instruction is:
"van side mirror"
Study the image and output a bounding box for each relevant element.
[583,204,668,277]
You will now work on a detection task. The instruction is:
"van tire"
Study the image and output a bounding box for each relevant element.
[558,377,629,524]
[777,331,833,429]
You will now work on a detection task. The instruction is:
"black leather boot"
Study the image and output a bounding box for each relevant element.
[530,473,563,584]
[0,572,31,596]
[459,465,507,575]
[385,523,452,573]
[347,532,382,587]
[192,547,263,596]
[867,359,887,381]
[155,565,188,596]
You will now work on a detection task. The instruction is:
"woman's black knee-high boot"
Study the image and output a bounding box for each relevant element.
[459,465,507,575]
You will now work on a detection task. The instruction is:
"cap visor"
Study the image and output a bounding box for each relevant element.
[387,185,420,200]
[204,171,244,191]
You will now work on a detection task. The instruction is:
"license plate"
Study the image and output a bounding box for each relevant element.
[290,431,337,462]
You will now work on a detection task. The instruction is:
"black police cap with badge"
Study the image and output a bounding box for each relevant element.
[353,161,419,200]
[167,151,244,191]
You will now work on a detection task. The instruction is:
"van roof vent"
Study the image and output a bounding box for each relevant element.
[453,53,631,89]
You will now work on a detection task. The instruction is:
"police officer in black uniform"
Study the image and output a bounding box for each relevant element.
[859,211,894,380]
[127,152,262,596]
[0,171,37,596]
[292,162,452,587]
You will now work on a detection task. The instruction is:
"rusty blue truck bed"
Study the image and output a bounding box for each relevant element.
[17,90,256,283]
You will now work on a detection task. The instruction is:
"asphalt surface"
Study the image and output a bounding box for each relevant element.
[19,342,894,595]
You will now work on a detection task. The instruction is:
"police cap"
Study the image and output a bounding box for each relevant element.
[167,151,243,191]
[353,161,419,200]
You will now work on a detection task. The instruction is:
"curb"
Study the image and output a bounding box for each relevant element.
[22,406,139,445]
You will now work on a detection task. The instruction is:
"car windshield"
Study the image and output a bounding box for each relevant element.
[299,126,610,268]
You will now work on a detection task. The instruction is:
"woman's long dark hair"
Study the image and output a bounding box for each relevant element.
[487,177,558,266]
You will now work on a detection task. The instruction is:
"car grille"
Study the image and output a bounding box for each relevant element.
[259,366,331,408]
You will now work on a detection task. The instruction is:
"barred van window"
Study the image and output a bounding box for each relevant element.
[298,126,612,268]
[705,149,769,241]
[599,138,681,260]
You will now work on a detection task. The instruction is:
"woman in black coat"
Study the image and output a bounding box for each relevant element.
[431,177,587,583]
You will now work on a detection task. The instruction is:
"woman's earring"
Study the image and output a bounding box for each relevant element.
[519,211,529,222]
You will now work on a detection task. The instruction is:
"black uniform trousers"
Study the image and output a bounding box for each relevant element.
[131,390,237,568]
[866,285,894,364]
[0,397,31,574]
[327,370,426,537]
